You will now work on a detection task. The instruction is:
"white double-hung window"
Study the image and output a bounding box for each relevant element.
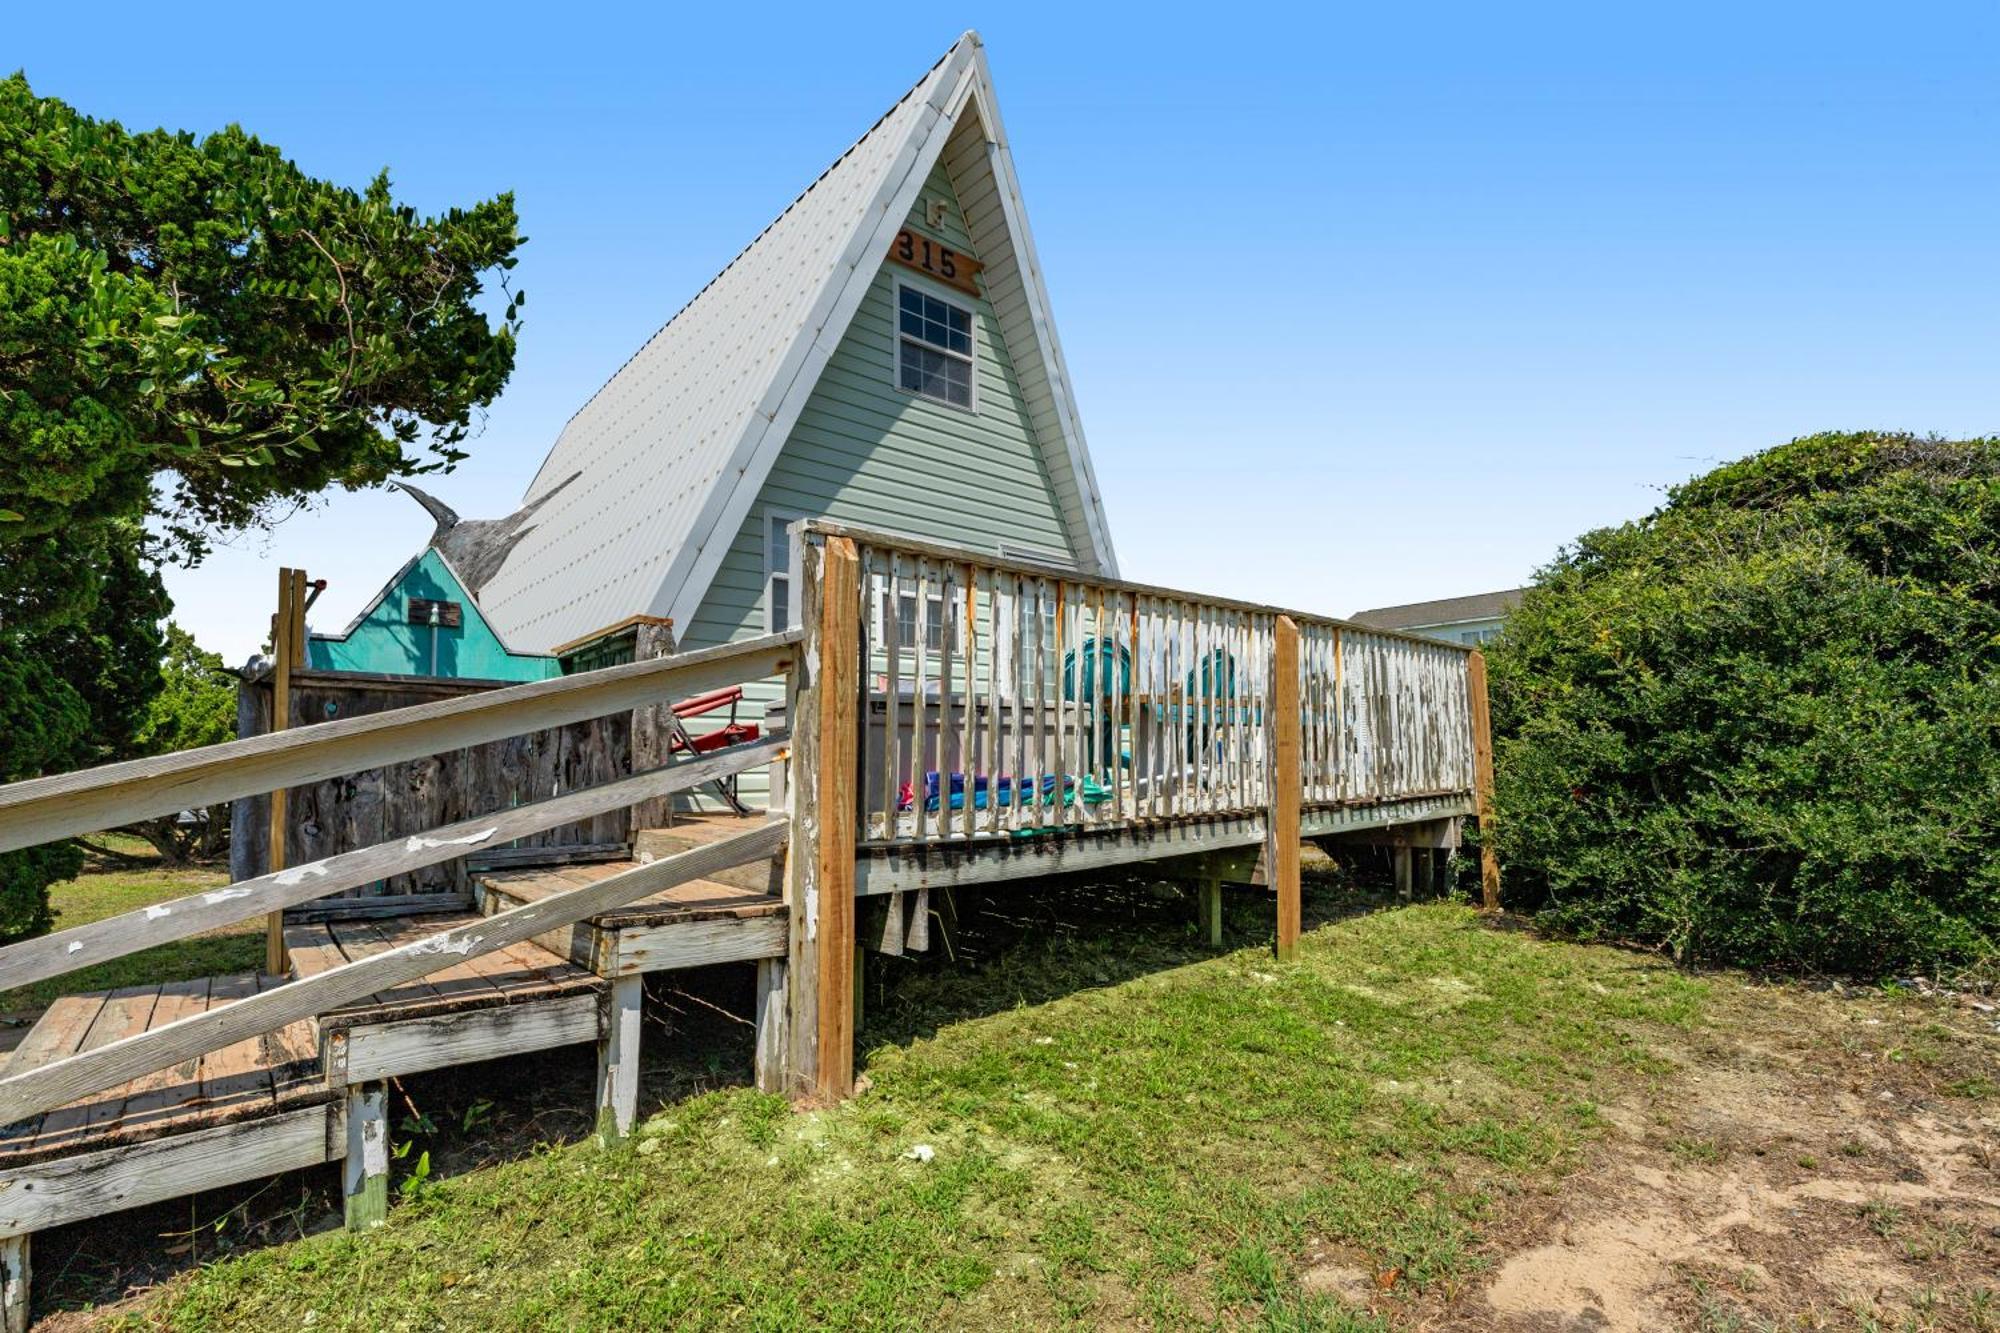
[896,284,974,408]
[765,511,803,633]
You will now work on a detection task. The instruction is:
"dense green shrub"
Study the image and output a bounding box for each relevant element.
[1489,432,2000,974]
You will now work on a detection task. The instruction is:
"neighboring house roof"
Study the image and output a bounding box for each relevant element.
[1348,588,1529,631]
[308,547,560,681]
[481,31,1118,652]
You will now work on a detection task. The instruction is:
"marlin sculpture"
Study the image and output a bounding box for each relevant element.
[391,472,582,597]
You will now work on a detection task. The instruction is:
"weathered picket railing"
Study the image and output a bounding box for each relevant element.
[807,521,1479,851]
[0,631,800,1129]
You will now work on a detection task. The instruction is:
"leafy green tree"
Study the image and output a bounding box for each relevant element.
[0,72,523,555]
[0,73,524,938]
[1490,432,2000,974]
[0,521,165,935]
[94,624,239,865]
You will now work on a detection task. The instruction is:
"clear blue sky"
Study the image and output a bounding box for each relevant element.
[13,3,1997,662]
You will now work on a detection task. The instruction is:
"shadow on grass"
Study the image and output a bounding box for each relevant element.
[858,848,1476,1053]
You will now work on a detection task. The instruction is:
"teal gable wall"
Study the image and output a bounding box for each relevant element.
[682,159,1073,657]
[307,549,561,681]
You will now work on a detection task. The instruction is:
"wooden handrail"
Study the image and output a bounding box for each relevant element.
[800,519,1477,654]
[0,629,801,856]
[0,820,789,1127]
[0,734,786,995]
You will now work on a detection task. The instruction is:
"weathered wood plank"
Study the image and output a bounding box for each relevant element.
[334,998,601,1086]
[610,915,787,976]
[854,795,1479,895]
[0,821,786,1126]
[0,734,785,996]
[342,1083,387,1231]
[0,630,801,854]
[595,975,643,1144]
[753,958,786,1095]
[0,1101,340,1238]
[0,1234,24,1333]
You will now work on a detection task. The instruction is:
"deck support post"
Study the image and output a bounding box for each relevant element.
[1197,877,1224,949]
[0,1233,27,1333]
[1270,616,1302,963]
[266,566,306,977]
[1466,650,1502,912]
[784,534,860,1103]
[596,974,644,1144]
[343,1081,389,1231]
[753,958,787,1094]
[852,945,864,1037]
[1394,847,1414,902]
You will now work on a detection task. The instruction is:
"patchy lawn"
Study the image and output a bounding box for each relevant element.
[0,841,255,1017]
[24,867,1998,1331]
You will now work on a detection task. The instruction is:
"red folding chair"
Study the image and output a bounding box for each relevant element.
[666,686,763,814]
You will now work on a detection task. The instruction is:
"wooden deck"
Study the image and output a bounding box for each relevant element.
[0,915,601,1173]
[0,974,325,1169]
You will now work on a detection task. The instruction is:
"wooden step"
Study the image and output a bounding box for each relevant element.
[632,814,784,896]
[477,860,782,929]
[284,913,605,1084]
[285,913,600,1027]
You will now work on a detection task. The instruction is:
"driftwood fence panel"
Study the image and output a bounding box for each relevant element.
[231,670,631,905]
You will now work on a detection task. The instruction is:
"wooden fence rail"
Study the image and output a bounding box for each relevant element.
[0,629,803,1127]
[0,819,787,1127]
[0,735,785,995]
[796,521,1478,853]
[0,631,801,855]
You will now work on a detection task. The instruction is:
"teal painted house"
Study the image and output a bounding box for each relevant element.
[308,548,561,682]
[479,32,1118,804]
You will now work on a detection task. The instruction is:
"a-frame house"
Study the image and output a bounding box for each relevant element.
[481,32,1117,678]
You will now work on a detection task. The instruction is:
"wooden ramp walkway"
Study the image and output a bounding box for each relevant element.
[0,976,325,1170]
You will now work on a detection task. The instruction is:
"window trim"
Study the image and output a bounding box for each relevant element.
[763,509,804,633]
[891,277,977,413]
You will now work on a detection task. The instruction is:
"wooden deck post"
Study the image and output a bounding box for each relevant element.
[595,974,644,1144]
[753,958,787,1095]
[1394,847,1414,902]
[784,535,860,1103]
[1270,616,1302,963]
[0,1233,26,1333]
[1466,650,1502,913]
[1198,876,1224,949]
[343,1081,389,1231]
[266,567,305,977]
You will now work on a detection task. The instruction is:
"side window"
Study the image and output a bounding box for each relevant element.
[765,512,802,632]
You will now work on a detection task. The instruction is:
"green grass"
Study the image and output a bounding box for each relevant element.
[0,847,256,1013]
[129,895,1710,1331]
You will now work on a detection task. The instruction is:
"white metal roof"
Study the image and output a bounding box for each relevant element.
[480,31,1118,651]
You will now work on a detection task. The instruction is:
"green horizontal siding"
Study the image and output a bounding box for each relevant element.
[674,160,1075,811]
